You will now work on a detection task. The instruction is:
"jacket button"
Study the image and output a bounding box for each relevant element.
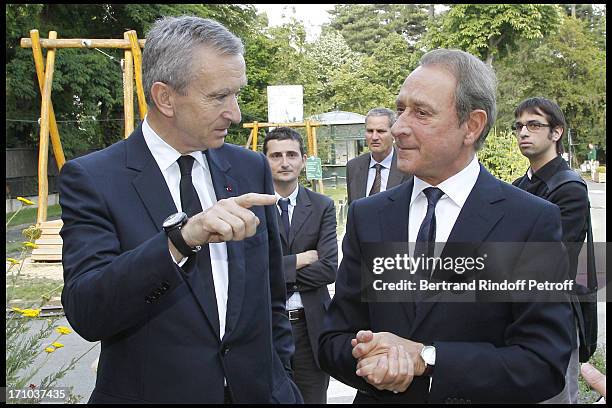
[222,346,230,355]
[292,285,298,291]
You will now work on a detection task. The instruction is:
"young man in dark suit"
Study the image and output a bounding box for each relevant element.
[264,127,338,403]
[345,108,410,204]
[512,97,590,403]
[319,49,574,403]
[59,16,301,403]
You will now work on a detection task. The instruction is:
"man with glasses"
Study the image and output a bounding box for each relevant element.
[512,97,590,403]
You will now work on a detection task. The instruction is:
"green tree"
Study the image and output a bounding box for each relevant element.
[327,4,428,56]
[478,128,529,183]
[426,4,562,64]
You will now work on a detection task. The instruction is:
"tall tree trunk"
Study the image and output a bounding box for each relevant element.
[571,4,576,18]
[429,4,434,19]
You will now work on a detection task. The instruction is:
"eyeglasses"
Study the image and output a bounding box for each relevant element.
[511,121,552,134]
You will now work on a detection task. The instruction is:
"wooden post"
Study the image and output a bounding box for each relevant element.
[251,122,259,151]
[37,31,57,225]
[311,125,324,193]
[123,32,134,138]
[305,120,313,156]
[30,30,66,170]
[245,128,254,150]
[21,37,146,49]
[126,31,147,120]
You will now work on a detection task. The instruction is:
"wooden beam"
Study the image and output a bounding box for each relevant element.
[123,33,134,138]
[126,31,147,120]
[21,38,145,49]
[243,121,320,129]
[37,31,57,225]
[251,122,259,151]
[30,30,66,170]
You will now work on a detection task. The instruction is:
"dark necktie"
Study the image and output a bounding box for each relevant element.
[369,163,383,196]
[414,187,445,278]
[278,198,290,238]
[177,155,203,216]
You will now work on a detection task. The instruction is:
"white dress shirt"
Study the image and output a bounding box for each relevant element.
[366,149,394,196]
[275,184,304,311]
[409,155,480,258]
[142,117,229,340]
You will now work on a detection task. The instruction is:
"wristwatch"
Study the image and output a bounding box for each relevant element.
[420,345,436,376]
[163,212,201,258]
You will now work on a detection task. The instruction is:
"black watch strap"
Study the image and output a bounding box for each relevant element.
[168,226,200,258]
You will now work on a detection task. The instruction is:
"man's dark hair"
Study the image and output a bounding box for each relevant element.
[263,127,306,156]
[514,97,566,155]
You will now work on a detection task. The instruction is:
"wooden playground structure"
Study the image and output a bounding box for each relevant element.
[20,30,323,261]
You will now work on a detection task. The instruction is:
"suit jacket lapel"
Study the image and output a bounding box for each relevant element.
[288,186,312,248]
[205,148,245,341]
[409,165,506,334]
[356,154,370,199]
[378,180,416,320]
[127,126,177,228]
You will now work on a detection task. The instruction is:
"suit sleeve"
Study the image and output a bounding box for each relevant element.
[547,182,589,244]
[428,204,574,403]
[284,199,338,291]
[317,202,380,392]
[59,160,186,342]
[260,154,295,372]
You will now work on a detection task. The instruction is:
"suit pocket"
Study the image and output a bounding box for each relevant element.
[270,375,301,404]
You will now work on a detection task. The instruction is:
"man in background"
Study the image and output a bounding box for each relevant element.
[264,127,338,403]
[513,97,590,403]
[346,108,410,204]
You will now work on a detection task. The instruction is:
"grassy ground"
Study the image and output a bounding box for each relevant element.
[6,204,62,228]
[6,277,63,307]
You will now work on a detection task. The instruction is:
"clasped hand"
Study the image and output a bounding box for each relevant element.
[352,330,425,394]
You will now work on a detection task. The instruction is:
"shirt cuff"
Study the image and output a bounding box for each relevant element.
[170,249,189,267]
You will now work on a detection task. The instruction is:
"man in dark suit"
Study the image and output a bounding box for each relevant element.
[263,127,338,403]
[512,97,590,403]
[318,49,574,403]
[346,108,410,204]
[59,16,301,403]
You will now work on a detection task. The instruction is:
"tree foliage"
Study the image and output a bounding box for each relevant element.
[426,4,562,64]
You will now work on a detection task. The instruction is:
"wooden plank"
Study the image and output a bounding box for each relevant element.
[40,228,62,235]
[21,38,146,49]
[40,219,63,227]
[31,254,62,262]
[32,247,63,255]
[34,238,63,245]
[123,32,134,138]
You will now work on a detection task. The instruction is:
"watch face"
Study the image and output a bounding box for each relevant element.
[163,212,187,229]
[422,346,436,365]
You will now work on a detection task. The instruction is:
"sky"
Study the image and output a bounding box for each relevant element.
[255,4,336,42]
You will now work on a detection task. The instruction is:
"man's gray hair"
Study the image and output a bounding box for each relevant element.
[142,16,244,106]
[419,49,497,150]
[365,107,397,128]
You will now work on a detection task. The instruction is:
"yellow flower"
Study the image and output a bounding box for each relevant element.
[21,309,41,317]
[11,307,24,313]
[23,242,39,249]
[17,197,35,206]
[6,258,20,265]
[45,347,55,353]
[56,326,72,335]
[22,226,42,241]
[51,342,64,349]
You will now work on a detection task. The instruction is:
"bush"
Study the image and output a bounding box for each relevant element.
[478,127,530,183]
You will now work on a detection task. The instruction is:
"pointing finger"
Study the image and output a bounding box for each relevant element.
[233,193,277,208]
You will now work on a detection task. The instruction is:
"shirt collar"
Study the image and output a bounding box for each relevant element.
[411,155,480,208]
[275,183,299,207]
[528,155,563,182]
[142,116,207,172]
[369,149,394,169]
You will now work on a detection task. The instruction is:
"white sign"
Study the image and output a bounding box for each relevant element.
[267,85,303,123]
